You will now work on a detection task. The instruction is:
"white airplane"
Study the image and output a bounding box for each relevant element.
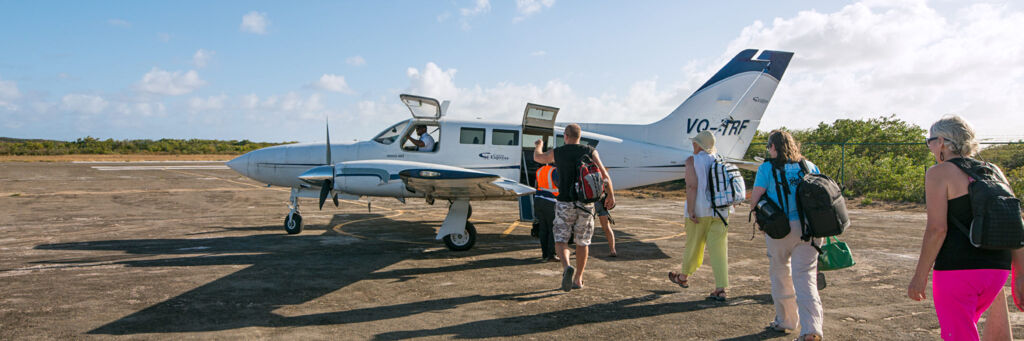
[227,49,794,251]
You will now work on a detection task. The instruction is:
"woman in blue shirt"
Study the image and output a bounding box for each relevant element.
[749,130,823,341]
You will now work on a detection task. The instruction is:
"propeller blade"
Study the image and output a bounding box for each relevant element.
[332,193,339,207]
[325,117,332,165]
[318,179,331,210]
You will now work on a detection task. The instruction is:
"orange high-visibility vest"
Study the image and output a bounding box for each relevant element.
[536,165,559,196]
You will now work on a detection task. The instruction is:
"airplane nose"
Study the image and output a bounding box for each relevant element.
[227,153,250,175]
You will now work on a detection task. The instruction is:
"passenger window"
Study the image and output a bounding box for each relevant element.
[492,129,519,146]
[460,127,485,145]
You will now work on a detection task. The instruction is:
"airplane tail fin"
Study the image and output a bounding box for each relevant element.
[579,49,794,160]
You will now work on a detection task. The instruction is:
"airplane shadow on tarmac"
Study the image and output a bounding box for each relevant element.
[32,213,672,335]
[371,291,773,340]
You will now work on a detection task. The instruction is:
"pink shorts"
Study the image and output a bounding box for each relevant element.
[932,269,1010,341]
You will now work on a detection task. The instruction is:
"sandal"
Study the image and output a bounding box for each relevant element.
[765,321,789,333]
[706,289,727,301]
[668,271,689,288]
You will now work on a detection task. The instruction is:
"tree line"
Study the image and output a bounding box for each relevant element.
[742,115,1024,203]
[0,137,287,155]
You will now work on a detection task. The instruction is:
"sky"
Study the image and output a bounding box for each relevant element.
[1,0,1023,142]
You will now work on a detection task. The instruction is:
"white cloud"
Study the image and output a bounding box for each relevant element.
[386,62,681,128]
[437,12,451,23]
[188,94,227,112]
[407,63,460,100]
[0,76,20,110]
[458,0,490,30]
[61,94,109,114]
[0,77,20,100]
[310,74,353,94]
[240,11,269,34]
[722,0,1024,139]
[530,50,547,57]
[107,19,131,28]
[157,33,172,42]
[514,0,555,22]
[137,68,206,96]
[193,49,214,68]
[460,0,491,16]
[346,56,366,66]
[239,92,324,113]
[115,102,166,117]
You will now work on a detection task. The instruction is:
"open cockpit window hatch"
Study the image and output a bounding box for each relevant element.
[400,94,445,120]
[521,103,559,150]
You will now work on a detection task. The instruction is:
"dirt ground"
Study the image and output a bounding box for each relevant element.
[1,162,1021,340]
[0,154,238,162]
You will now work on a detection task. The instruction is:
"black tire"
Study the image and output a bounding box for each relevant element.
[443,221,476,251]
[284,213,303,234]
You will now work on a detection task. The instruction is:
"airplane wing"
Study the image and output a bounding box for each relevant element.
[724,157,762,172]
[398,166,535,200]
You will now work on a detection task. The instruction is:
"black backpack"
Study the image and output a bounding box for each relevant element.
[948,158,1024,250]
[794,160,850,240]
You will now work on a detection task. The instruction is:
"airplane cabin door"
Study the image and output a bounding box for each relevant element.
[519,103,559,221]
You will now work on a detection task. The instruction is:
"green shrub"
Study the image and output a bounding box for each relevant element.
[0,137,289,155]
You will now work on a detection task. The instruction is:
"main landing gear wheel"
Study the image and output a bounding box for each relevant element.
[443,221,476,251]
[284,212,303,234]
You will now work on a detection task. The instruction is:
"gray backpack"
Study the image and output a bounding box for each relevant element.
[948,158,1024,250]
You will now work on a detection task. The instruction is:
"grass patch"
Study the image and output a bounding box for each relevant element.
[860,198,873,205]
[10,193,21,197]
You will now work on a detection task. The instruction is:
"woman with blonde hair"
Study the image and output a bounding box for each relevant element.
[749,130,824,341]
[907,115,1024,340]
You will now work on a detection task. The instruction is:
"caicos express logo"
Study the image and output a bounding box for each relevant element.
[478,152,510,161]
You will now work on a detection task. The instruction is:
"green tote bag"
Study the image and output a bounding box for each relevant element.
[818,236,855,271]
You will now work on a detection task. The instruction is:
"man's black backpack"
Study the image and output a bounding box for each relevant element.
[794,160,850,240]
[948,158,1024,250]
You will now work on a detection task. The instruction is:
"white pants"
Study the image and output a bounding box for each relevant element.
[766,221,823,336]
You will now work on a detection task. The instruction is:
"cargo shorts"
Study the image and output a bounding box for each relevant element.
[553,201,595,246]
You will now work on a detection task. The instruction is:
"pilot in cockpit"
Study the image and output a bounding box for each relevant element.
[408,125,435,151]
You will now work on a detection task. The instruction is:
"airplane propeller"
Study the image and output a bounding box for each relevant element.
[317,118,339,210]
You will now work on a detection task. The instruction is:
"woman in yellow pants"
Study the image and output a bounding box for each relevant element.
[668,131,729,301]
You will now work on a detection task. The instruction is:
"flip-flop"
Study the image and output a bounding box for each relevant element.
[706,289,727,302]
[562,266,575,292]
[668,271,689,288]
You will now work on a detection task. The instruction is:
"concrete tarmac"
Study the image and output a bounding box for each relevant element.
[1,162,1020,339]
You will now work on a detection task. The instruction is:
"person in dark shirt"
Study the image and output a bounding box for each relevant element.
[908,115,1024,340]
[532,123,615,291]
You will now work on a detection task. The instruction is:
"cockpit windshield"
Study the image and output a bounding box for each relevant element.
[373,119,411,145]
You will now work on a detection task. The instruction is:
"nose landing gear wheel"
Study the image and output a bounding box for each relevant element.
[284,212,303,234]
[443,221,476,251]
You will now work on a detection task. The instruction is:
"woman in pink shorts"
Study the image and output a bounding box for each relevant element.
[907,115,1024,340]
